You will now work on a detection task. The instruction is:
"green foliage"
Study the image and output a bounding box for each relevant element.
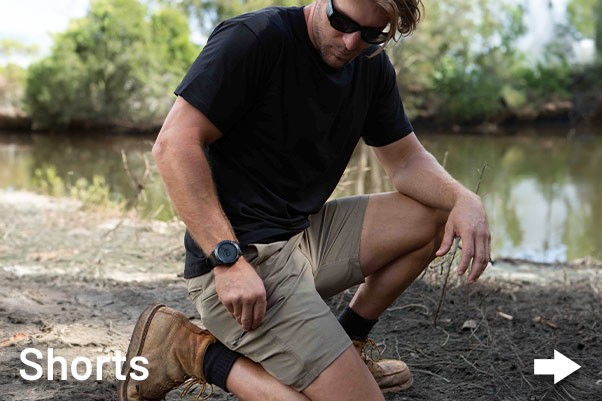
[516,64,573,101]
[19,0,602,128]
[0,39,38,113]
[597,0,602,58]
[568,0,597,38]
[33,166,67,197]
[390,0,527,123]
[25,0,198,130]
[0,39,38,60]
[568,0,602,59]
[0,63,26,112]
[33,165,122,210]
[430,57,506,123]
[70,175,117,209]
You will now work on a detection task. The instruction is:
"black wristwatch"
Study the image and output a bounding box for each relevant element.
[206,240,242,269]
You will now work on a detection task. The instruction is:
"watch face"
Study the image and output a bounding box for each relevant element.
[217,242,239,264]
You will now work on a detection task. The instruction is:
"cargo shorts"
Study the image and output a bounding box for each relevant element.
[186,195,369,391]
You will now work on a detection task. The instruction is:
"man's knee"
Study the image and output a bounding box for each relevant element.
[365,192,446,245]
[429,207,448,247]
[302,346,385,401]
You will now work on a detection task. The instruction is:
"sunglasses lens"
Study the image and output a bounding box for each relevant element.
[329,14,357,33]
[362,30,388,44]
[327,0,388,45]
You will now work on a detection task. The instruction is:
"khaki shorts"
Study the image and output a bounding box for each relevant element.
[186,195,369,391]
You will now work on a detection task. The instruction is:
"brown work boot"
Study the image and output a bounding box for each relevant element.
[353,338,413,393]
[118,303,217,401]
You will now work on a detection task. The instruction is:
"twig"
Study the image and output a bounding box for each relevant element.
[553,387,570,401]
[538,390,552,401]
[468,319,485,346]
[520,370,535,391]
[460,354,491,376]
[412,368,451,383]
[150,204,165,220]
[387,303,430,314]
[101,218,125,238]
[433,163,489,327]
[433,240,459,327]
[436,326,450,347]
[121,149,152,204]
[560,386,577,401]
[121,150,140,191]
[474,163,488,195]
[493,367,516,398]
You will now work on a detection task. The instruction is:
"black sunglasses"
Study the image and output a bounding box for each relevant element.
[326,0,389,45]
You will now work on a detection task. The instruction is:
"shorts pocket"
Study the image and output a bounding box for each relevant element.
[186,274,214,302]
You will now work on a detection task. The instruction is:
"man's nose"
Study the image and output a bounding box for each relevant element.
[342,31,362,51]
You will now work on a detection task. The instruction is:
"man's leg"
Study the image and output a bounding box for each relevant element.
[351,192,446,319]
[190,231,385,401]
[227,348,384,401]
[331,192,445,392]
[227,193,445,401]
[119,303,313,401]
[302,347,385,401]
[226,357,312,401]
[120,305,384,401]
[121,194,433,401]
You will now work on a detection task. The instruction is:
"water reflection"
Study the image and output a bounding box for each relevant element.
[334,133,602,262]
[430,134,602,262]
[0,132,173,220]
[1,131,601,262]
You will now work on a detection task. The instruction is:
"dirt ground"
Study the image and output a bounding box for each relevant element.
[1,189,601,401]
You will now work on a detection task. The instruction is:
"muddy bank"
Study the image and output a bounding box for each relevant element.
[0,190,601,400]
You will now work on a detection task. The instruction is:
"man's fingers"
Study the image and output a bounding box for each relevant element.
[240,300,255,331]
[464,232,491,282]
[231,303,243,321]
[467,244,484,283]
[214,260,267,330]
[252,297,267,330]
[457,236,474,277]
[436,226,455,256]
[471,235,491,282]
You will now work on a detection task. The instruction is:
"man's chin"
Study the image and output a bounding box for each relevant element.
[324,54,352,69]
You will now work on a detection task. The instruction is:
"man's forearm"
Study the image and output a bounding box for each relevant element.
[389,149,479,211]
[152,127,236,253]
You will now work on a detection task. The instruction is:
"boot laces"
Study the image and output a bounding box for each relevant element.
[179,378,213,400]
[359,338,383,362]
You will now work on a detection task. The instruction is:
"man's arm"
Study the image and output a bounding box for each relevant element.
[373,133,491,282]
[152,96,267,331]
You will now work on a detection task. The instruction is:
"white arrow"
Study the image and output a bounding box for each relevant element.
[534,350,581,384]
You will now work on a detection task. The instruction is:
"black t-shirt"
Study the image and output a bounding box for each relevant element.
[175,6,413,277]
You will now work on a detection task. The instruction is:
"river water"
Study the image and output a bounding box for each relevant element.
[1,128,601,263]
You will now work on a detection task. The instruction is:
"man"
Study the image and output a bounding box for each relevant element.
[119,0,491,400]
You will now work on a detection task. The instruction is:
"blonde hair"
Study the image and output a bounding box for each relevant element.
[369,0,424,57]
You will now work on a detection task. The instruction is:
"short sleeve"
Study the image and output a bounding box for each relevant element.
[362,53,414,147]
[175,21,275,134]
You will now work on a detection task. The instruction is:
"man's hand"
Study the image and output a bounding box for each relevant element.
[436,193,491,283]
[214,260,267,331]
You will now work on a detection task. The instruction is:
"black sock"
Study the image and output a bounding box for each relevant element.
[338,306,378,341]
[203,341,241,392]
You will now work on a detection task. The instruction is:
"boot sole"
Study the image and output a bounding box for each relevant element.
[118,303,166,401]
